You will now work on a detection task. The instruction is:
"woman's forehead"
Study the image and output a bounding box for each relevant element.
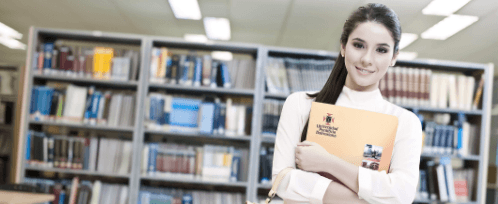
[349,22,394,46]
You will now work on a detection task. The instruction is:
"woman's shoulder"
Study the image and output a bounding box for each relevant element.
[381,100,421,128]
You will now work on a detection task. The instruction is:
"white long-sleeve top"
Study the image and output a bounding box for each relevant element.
[272,86,423,204]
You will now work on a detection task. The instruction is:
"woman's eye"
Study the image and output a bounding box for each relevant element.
[377,48,388,53]
[353,43,364,48]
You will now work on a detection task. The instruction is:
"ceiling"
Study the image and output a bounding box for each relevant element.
[0,0,497,75]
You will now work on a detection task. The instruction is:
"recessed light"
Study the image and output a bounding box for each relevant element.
[399,33,418,50]
[0,22,22,39]
[204,17,231,41]
[0,36,26,50]
[421,15,478,40]
[168,0,202,20]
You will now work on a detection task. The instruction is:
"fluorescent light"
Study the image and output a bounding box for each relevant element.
[0,36,26,50]
[211,51,233,61]
[0,22,22,39]
[397,51,418,60]
[421,15,478,40]
[204,17,231,41]
[184,34,209,43]
[399,33,418,50]
[168,0,201,20]
[422,0,472,16]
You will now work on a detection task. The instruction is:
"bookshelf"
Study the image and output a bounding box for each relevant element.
[0,65,19,185]
[15,27,493,204]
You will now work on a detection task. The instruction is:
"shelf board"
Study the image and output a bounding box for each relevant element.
[145,129,251,142]
[149,83,254,96]
[261,133,276,143]
[257,183,272,189]
[25,165,130,178]
[401,105,482,115]
[30,120,134,132]
[141,175,248,187]
[420,153,480,161]
[33,74,138,88]
[264,93,289,100]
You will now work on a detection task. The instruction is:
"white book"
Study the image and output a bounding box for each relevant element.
[118,186,128,204]
[142,144,149,175]
[425,69,432,107]
[63,85,88,120]
[89,180,102,204]
[438,74,448,109]
[436,164,449,202]
[97,138,107,172]
[88,137,99,171]
[225,99,236,136]
[429,74,439,108]
[118,141,132,175]
[110,139,121,173]
[465,76,475,110]
[457,75,467,110]
[444,163,457,202]
[121,58,131,81]
[108,94,123,126]
[448,74,458,109]
[236,106,246,136]
[150,48,159,80]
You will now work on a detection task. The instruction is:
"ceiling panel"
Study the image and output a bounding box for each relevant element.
[230,0,291,36]
[457,0,498,17]
[230,31,278,45]
[199,0,230,18]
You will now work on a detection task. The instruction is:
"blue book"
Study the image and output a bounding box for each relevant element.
[32,52,39,71]
[182,193,193,204]
[199,103,215,134]
[58,191,66,204]
[456,113,466,155]
[148,143,158,174]
[218,103,226,134]
[160,96,171,125]
[420,170,428,199]
[220,62,231,88]
[83,139,90,170]
[30,87,39,115]
[179,55,189,85]
[43,43,54,69]
[149,95,165,124]
[210,61,219,88]
[170,98,201,127]
[231,149,241,182]
[26,131,32,161]
[193,57,202,87]
[150,193,173,204]
[90,91,102,119]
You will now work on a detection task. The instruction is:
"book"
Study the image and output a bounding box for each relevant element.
[306,102,398,172]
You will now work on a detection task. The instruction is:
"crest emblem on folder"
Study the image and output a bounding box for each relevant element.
[323,113,334,125]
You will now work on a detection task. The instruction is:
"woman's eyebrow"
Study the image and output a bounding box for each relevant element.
[352,38,391,48]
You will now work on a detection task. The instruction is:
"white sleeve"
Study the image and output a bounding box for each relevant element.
[357,112,423,204]
[272,93,331,204]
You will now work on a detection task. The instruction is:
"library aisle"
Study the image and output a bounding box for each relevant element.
[1,1,498,204]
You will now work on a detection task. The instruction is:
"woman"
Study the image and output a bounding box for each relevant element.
[272,3,422,204]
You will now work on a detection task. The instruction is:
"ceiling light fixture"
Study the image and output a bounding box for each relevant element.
[421,14,478,40]
[399,33,418,50]
[0,36,26,50]
[184,34,209,43]
[203,17,231,41]
[422,0,472,16]
[0,22,22,39]
[168,0,202,20]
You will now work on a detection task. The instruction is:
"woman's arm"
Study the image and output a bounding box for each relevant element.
[323,181,369,204]
[297,111,423,203]
[273,92,332,203]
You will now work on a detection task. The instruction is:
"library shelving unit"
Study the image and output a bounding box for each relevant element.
[0,65,19,184]
[254,47,494,204]
[17,27,148,204]
[16,27,494,204]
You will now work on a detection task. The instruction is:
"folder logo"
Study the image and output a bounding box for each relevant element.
[323,113,334,125]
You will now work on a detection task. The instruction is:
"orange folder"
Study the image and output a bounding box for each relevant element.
[306,102,399,172]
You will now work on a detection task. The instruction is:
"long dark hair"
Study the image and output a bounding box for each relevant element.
[300,3,402,142]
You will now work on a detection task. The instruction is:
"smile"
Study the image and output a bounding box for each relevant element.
[356,66,375,74]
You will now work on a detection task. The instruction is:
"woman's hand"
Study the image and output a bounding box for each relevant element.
[295,140,333,173]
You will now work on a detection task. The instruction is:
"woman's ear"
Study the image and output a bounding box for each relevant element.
[391,51,398,66]
[340,44,345,58]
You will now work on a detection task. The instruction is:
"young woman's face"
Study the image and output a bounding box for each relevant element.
[341,21,398,92]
